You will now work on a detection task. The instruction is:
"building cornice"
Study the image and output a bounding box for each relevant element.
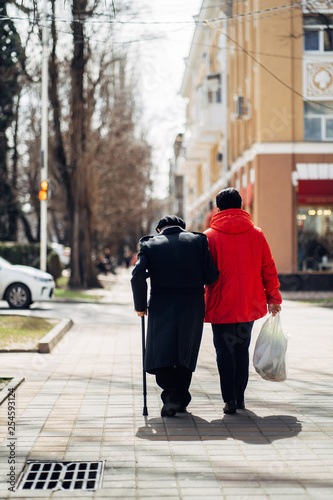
[228,142,333,178]
[250,141,333,156]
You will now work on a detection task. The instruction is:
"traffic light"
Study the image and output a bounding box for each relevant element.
[39,180,49,201]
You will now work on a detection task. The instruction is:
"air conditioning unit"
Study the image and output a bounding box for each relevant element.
[234,95,245,118]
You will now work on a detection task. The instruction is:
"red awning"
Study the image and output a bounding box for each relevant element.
[298,180,333,204]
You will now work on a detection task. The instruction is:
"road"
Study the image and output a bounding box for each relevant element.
[0,267,138,325]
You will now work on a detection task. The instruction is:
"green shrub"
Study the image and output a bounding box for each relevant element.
[0,243,63,281]
[47,251,63,282]
[0,242,39,267]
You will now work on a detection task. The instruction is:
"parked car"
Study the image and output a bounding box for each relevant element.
[50,242,71,268]
[0,256,55,309]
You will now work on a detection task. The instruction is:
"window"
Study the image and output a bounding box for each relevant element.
[207,89,221,103]
[304,30,320,51]
[297,207,333,271]
[304,101,333,141]
[303,14,333,52]
[206,74,222,104]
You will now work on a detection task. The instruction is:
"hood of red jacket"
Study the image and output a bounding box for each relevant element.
[210,209,254,235]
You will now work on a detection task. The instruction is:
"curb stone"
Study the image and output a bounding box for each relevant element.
[0,317,73,354]
[38,318,74,353]
[0,377,25,406]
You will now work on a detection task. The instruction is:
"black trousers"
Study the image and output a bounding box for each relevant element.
[212,322,254,404]
[154,366,192,407]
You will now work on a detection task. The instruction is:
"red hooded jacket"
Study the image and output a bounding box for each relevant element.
[204,209,282,324]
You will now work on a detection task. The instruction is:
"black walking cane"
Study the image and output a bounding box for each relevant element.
[141,315,148,416]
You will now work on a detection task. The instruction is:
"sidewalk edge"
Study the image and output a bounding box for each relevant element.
[0,377,25,406]
[38,318,74,354]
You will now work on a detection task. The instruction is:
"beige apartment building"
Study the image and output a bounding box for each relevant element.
[175,0,333,288]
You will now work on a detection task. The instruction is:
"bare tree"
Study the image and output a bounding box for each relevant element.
[7,0,152,286]
[0,0,24,241]
[47,0,152,284]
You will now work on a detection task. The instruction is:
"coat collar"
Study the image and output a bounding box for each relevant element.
[160,226,186,235]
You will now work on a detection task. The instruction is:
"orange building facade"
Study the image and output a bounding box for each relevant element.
[177,0,333,287]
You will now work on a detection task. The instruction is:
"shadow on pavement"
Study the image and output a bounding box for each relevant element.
[136,410,302,444]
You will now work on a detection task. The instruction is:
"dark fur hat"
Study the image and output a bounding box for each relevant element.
[155,215,186,232]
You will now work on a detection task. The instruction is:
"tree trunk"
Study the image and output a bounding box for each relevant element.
[0,127,18,241]
[8,93,21,240]
[48,0,99,288]
[19,212,38,243]
[69,0,99,288]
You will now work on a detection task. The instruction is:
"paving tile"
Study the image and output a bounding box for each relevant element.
[137,488,180,497]
[94,491,136,498]
[223,497,268,500]
[0,270,333,499]
[181,497,224,500]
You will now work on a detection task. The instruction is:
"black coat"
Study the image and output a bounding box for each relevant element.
[131,227,219,373]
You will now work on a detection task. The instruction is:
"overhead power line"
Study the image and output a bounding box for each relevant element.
[211,24,333,112]
[0,0,315,26]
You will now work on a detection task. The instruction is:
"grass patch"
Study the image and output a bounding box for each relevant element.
[0,378,12,391]
[0,316,56,349]
[306,298,333,303]
[54,288,101,300]
[54,275,102,301]
[293,298,333,306]
[56,275,68,288]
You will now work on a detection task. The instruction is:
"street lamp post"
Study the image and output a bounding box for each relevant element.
[40,0,48,272]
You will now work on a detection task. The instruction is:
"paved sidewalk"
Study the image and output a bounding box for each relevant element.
[0,268,333,499]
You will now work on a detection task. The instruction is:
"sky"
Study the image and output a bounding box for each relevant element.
[123,0,203,198]
[10,0,203,199]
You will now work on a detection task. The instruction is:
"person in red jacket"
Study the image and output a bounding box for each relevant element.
[204,188,282,414]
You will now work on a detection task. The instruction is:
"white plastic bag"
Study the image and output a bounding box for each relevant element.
[253,312,290,382]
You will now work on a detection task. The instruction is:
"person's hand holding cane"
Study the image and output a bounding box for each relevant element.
[135,310,147,317]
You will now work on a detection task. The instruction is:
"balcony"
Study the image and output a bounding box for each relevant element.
[184,76,225,157]
[196,102,224,133]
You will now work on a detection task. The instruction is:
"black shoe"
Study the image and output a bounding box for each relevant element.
[223,400,237,414]
[237,401,245,410]
[161,402,181,417]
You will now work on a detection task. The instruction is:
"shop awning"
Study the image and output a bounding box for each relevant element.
[298,180,333,204]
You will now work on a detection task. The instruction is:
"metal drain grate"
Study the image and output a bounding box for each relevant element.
[17,461,104,491]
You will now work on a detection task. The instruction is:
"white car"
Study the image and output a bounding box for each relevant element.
[0,256,55,309]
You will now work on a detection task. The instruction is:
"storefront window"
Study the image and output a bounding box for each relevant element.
[297,207,333,271]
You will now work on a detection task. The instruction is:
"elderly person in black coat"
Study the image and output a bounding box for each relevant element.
[131,215,219,417]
